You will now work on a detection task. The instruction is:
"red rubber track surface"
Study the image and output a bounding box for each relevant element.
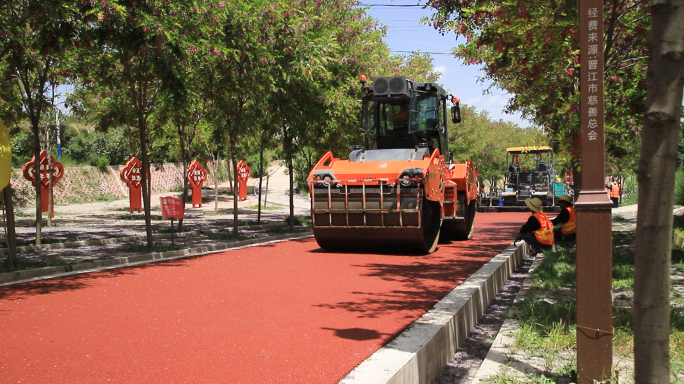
[0,212,527,384]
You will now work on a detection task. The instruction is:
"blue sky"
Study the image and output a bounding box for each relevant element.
[362,1,533,128]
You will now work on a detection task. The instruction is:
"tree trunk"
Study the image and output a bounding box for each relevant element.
[176,123,191,232]
[2,185,18,269]
[139,119,154,248]
[257,146,265,224]
[31,115,42,246]
[288,156,295,231]
[230,139,239,238]
[634,0,684,382]
[46,139,54,228]
[179,158,189,232]
[227,159,234,192]
[214,161,219,213]
[264,171,270,209]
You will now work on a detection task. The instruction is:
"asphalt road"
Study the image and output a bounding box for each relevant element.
[0,212,527,384]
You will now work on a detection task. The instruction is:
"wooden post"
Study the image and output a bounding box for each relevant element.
[576,1,613,382]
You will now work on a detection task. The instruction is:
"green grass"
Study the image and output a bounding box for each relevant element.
[0,255,72,273]
[206,232,253,242]
[284,215,309,226]
[499,218,684,383]
[199,210,232,216]
[675,259,684,273]
[15,237,72,247]
[246,205,281,210]
[119,243,185,254]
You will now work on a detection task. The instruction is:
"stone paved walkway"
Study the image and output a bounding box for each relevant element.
[2,163,311,272]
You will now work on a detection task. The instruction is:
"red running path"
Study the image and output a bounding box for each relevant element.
[0,212,527,384]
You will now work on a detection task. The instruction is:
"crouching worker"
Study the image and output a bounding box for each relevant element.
[514,197,554,255]
[552,195,576,242]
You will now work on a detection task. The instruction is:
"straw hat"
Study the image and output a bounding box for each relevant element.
[557,195,573,205]
[524,197,543,213]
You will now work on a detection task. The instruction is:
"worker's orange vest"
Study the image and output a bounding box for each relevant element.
[610,184,620,198]
[532,212,554,245]
[561,207,576,235]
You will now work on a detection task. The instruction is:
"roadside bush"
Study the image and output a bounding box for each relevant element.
[62,126,134,166]
[88,154,110,172]
[246,149,277,179]
[9,129,32,167]
[620,174,638,205]
[293,149,326,195]
[675,165,684,206]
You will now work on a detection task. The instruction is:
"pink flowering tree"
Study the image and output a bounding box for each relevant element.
[0,0,79,246]
[72,0,213,246]
[428,0,650,181]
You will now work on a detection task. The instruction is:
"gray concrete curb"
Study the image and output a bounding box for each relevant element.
[0,231,313,286]
[471,254,543,383]
[339,241,527,384]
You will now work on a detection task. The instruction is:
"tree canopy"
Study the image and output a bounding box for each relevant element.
[3,0,567,214]
[428,0,650,176]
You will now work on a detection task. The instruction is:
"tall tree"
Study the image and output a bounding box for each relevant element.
[153,46,211,230]
[278,9,443,206]
[634,0,684,381]
[263,0,385,228]
[75,0,207,246]
[0,0,77,245]
[198,0,272,237]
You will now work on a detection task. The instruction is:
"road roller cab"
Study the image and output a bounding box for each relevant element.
[307,75,478,254]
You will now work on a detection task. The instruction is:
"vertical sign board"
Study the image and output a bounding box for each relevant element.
[236,161,251,201]
[576,1,614,382]
[187,160,208,208]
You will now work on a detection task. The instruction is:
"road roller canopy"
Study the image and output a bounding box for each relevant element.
[361,76,450,157]
[505,146,553,155]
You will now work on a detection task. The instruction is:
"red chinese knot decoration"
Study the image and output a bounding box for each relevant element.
[187,160,208,208]
[236,160,251,201]
[22,150,64,217]
[120,157,143,213]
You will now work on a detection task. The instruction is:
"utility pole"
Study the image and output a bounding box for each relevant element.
[575,0,613,382]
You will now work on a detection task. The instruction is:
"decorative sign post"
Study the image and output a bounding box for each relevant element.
[236,160,251,201]
[120,157,143,213]
[22,150,64,218]
[187,160,208,208]
[576,1,613,382]
[160,196,185,245]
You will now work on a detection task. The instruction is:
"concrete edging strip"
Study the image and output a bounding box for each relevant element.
[470,255,543,383]
[339,242,526,384]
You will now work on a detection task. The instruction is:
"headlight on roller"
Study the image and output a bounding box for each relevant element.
[398,168,423,187]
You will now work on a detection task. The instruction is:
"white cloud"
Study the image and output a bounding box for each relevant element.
[464,97,482,106]
[434,65,446,77]
[483,94,508,107]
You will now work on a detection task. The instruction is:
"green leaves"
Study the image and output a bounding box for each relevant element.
[449,104,546,183]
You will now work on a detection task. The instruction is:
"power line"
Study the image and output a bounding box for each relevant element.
[358,3,426,7]
[376,19,427,22]
[390,50,455,55]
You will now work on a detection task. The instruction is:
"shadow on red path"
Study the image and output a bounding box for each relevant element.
[0,212,527,384]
